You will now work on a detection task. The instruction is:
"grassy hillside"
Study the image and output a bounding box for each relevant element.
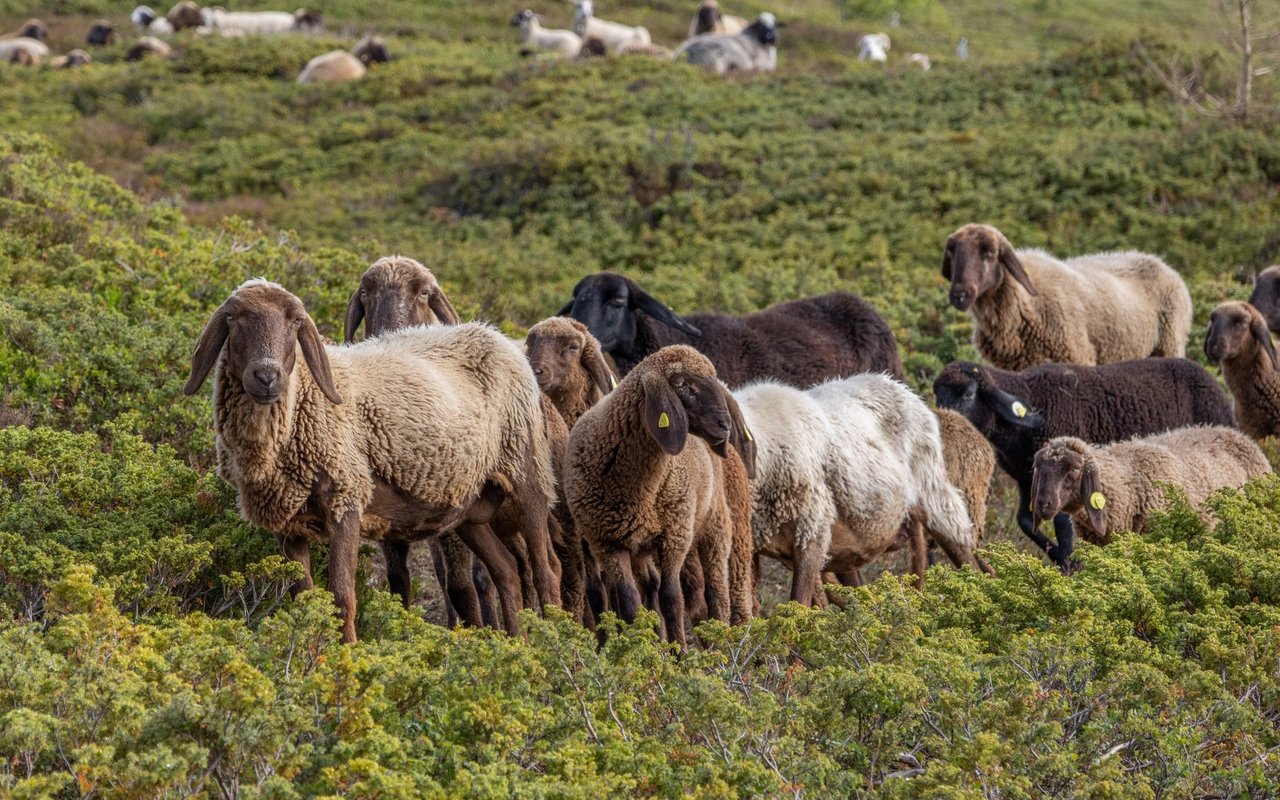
[2,0,1280,795]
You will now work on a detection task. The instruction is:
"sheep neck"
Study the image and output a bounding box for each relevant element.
[583,389,676,504]
[213,347,311,486]
[972,273,1048,371]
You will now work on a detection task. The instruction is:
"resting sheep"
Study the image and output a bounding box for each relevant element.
[0,38,48,64]
[1,20,47,43]
[200,6,323,35]
[561,272,902,388]
[297,35,389,84]
[126,36,172,61]
[572,0,651,54]
[50,49,92,68]
[943,223,1192,370]
[166,1,206,32]
[688,0,747,37]
[1247,265,1280,336]
[675,12,778,75]
[857,32,890,62]
[1205,300,1280,439]
[1032,428,1270,544]
[934,358,1234,569]
[183,279,558,642]
[511,10,582,58]
[87,20,116,46]
[565,346,755,646]
[132,6,175,36]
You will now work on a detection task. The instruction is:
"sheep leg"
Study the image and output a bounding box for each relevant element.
[835,569,865,588]
[456,522,522,636]
[908,518,929,590]
[472,560,499,628]
[1048,513,1076,573]
[582,542,608,627]
[326,510,361,644]
[382,539,412,608]
[427,538,458,627]
[503,532,539,611]
[514,469,563,611]
[657,549,689,648]
[276,534,314,594]
[440,533,485,628]
[682,556,709,624]
[790,544,824,608]
[694,530,730,623]
[599,549,642,625]
[550,513,586,623]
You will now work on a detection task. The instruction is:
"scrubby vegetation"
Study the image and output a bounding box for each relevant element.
[2,0,1280,795]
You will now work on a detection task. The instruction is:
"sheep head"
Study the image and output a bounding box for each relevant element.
[933,361,1044,434]
[694,1,721,35]
[511,10,536,30]
[352,35,389,65]
[345,256,459,342]
[166,0,205,31]
[132,6,159,28]
[745,13,777,45]
[185,279,341,406]
[17,19,48,41]
[87,20,116,46]
[525,316,615,400]
[943,224,1037,311]
[1248,265,1280,337]
[293,9,323,31]
[1031,437,1105,533]
[1205,300,1278,370]
[61,49,92,67]
[559,272,702,357]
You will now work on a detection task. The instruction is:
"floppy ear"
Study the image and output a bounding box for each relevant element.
[941,239,955,281]
[998,236,1037,296]
[343,289,364,343]
[580,337,615,397]
[642,375,688,455]
[1202,318,1214,362]
[428,288,461,325]
[715,388,757,479]
[1251,315,1279,370]
[984,386,1044,429]
[184,304,229,396]
[1080,460,1107,534]
[556,299,574,317]
[298,315,343,405]
[629,285,703,337]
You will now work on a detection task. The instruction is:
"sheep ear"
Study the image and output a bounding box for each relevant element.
[1251,315,1278,370]
[184,305,229,395]
[998,237,1037,296]
[343,289,364,343]
[1080,460,1107,534]
[984,387,1043,429]
[428,288,462,325]
[717,388,756,479]
[630,287,703,337]
[298,315,342,405]
[642,375,688,455]
[580,337,615,397]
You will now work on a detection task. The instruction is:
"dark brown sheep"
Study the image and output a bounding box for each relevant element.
[166,0,205,32]
[1205,300,1280,439]
[559,272,903,388]
[1247,265,1280,335]
[87,20,116,46]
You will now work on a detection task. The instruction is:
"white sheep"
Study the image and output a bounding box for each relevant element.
[0,38,48,64]
[906,52,931,71]
[857,32,890,62]
[201,6,323,35]
[132,6,175,35]
[571,0,651,54]
[297,36,389,84]
[674,12,778,75]
[511,10,582,58]
[688,0,747,38]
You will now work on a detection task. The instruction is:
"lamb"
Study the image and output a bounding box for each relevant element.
[2,20,48,42]
[943,223,1192,370]
[132,6,175,36]
[572,0,651,54]
[1205,300,1280,439]
[297,35,389,84]
[1031,428,1270,544]
[734,377,981,604]
[933,358,1235,569]
[126,36,172,61]
[565,346,755,646]
[183,279,559,642]
[202,7,323,35]
[50,49,92,68]
[674,12,778,75]
[0,38,48,64]
[1247,265,1280,335]
[561,272,902,388]
[524,317,616,427]
[510,10,582,58]
[688,0,747,38]
[857,32,890,62]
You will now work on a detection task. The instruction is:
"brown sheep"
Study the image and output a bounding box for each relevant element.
[87,20,116,46]
[688,0,747,37]
[50,49,93,68]
[166,0,206,32]
[1205,300,1280,439]
[126,36,172,61]
[8,47,35,65]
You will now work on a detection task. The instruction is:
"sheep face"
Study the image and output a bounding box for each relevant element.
[87,21,116,46]
[511,10,536,30]
[1248,266,1280,335]
[344,257,457,342]
[560,272,702,356]
[1031,438,1103,531]
[132,6,159,28]
[934,361,1044,434]
[943,224,1038,311]
[1205,300,1278,369]
[167,1,205,31]
[352,35,389,65]
[525,318,614,397]
[694,1,721,35]
[746,13,777,45]
[17,20,48,42]
[62,49,92,67]
[294,9,323,31]
[184,281,342,406]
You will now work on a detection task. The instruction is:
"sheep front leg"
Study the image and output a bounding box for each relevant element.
[326,510,361,644]
[515,480,563,611]
[657,545,690,648]
[382,539,412,608]
[276,534,314,594]
[791,516,831,607]
[908,518,929,590]
[439,533,485,628]
[427,537,458,627]
[695,530,730,623]
[1048,513,1076,573]
[456,522,522,636]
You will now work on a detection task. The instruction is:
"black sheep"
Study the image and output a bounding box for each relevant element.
[933,358,1234,569]
[559,272,903,388]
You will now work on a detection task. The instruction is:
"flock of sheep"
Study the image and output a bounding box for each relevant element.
[181,223,1280,645]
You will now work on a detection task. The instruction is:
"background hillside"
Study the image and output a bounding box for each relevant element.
[2,1,1280,796]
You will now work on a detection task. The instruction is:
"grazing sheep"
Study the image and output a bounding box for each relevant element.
[857,32,890,62]
[566,346,755,646]
[688,0,747,37]
[1247,265,1280,335]
[572,0,650,54]
[511,10,582,58]
[1032,428,1270,544]
[1205,300,1280,439]
[561,272,902,387]
[906,52,931,71]
[132,6,175,35]
[183,279,559,641]
[934,358,1235,569]
[201,7,323,35]
[49,49,92,68]
[943,224,1192,369]
[166,1,206,32]
[126,36,172,61]
[2,19,48,42]
[675,12,778,75]
[87,20,116,46]
[0,38,48,64]
[297,35,390,84]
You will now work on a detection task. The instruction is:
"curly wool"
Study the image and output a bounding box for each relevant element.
[934,408,995,541]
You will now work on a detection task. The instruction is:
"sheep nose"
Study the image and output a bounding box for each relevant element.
[949,288,971,310]
[252,367,280,391]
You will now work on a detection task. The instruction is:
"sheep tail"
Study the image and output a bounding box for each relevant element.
[914,438,977,556]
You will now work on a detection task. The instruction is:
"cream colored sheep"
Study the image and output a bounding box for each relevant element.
[1,19,47,42]
[49,49,92,68]
[688,0,747,37]
[297,35,389,84]
[202,7,323,35]
[858,32,890,61]
[1205,300,1280,439]
[126,36,172,61]
[943,223,1192,370]
[511,10,582,58]
[572,1,651,54]
[0,38,48,64]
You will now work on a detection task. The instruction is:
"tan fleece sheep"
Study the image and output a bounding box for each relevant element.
[183,279,557,642]
[1031,427,1270,545]
[565,345,755,646]
[688,0,747,37]
[0,38,48,63]
[1205,300,1280,440]
[943,224,1192,370]
[297,35,388,84]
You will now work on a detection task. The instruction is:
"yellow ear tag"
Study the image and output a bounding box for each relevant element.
[609,375,618,389]
[1089,491,1107,511]
[745,427,754,442]
[658,412,670,429]
[1012,401,1028,418]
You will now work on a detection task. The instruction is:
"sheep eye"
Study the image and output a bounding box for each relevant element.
[293,318,304,327]
[609,297,626,308]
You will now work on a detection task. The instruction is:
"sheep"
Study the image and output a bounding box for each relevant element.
[674,12,778,75]
[126,36,172,61]
[132,6,175,35]
[560,272,902,388]
[906,52,931,71]
[857,32,890,62]
[1247,265,1280,336]
[166,1,206,32]
[86,20,116,46]
[297,35,389,84]
[7,47,34,66]
[183,279,560,642]
[565,345,755,646]
[688,0,747,38]
[933,358,1235,569]
[201,7,323,35]
[934,408,995,545]
[510,10,582,58]
[524,317,616,427]
[2,20,48,42]
[571,0,651,54]
[956,36,969,60]
[49,49,92,69]
[0,38,48,64]
[734,377,981,605]
[1205,300,1280,439]
[1031,428,1270,545]
[943,224,1192,370]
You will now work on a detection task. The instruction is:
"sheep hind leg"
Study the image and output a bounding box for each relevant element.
[682,556,709,625]
[426,538,458,627]
[908,518,929,590]
[276,534,314,595]
[456,522,522,636]
[551,513,586,623]
[472,560,499,628]
[439,533,485,628]
[383,539,412,608]
[513,473,563,611]
[694,528,730,624]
